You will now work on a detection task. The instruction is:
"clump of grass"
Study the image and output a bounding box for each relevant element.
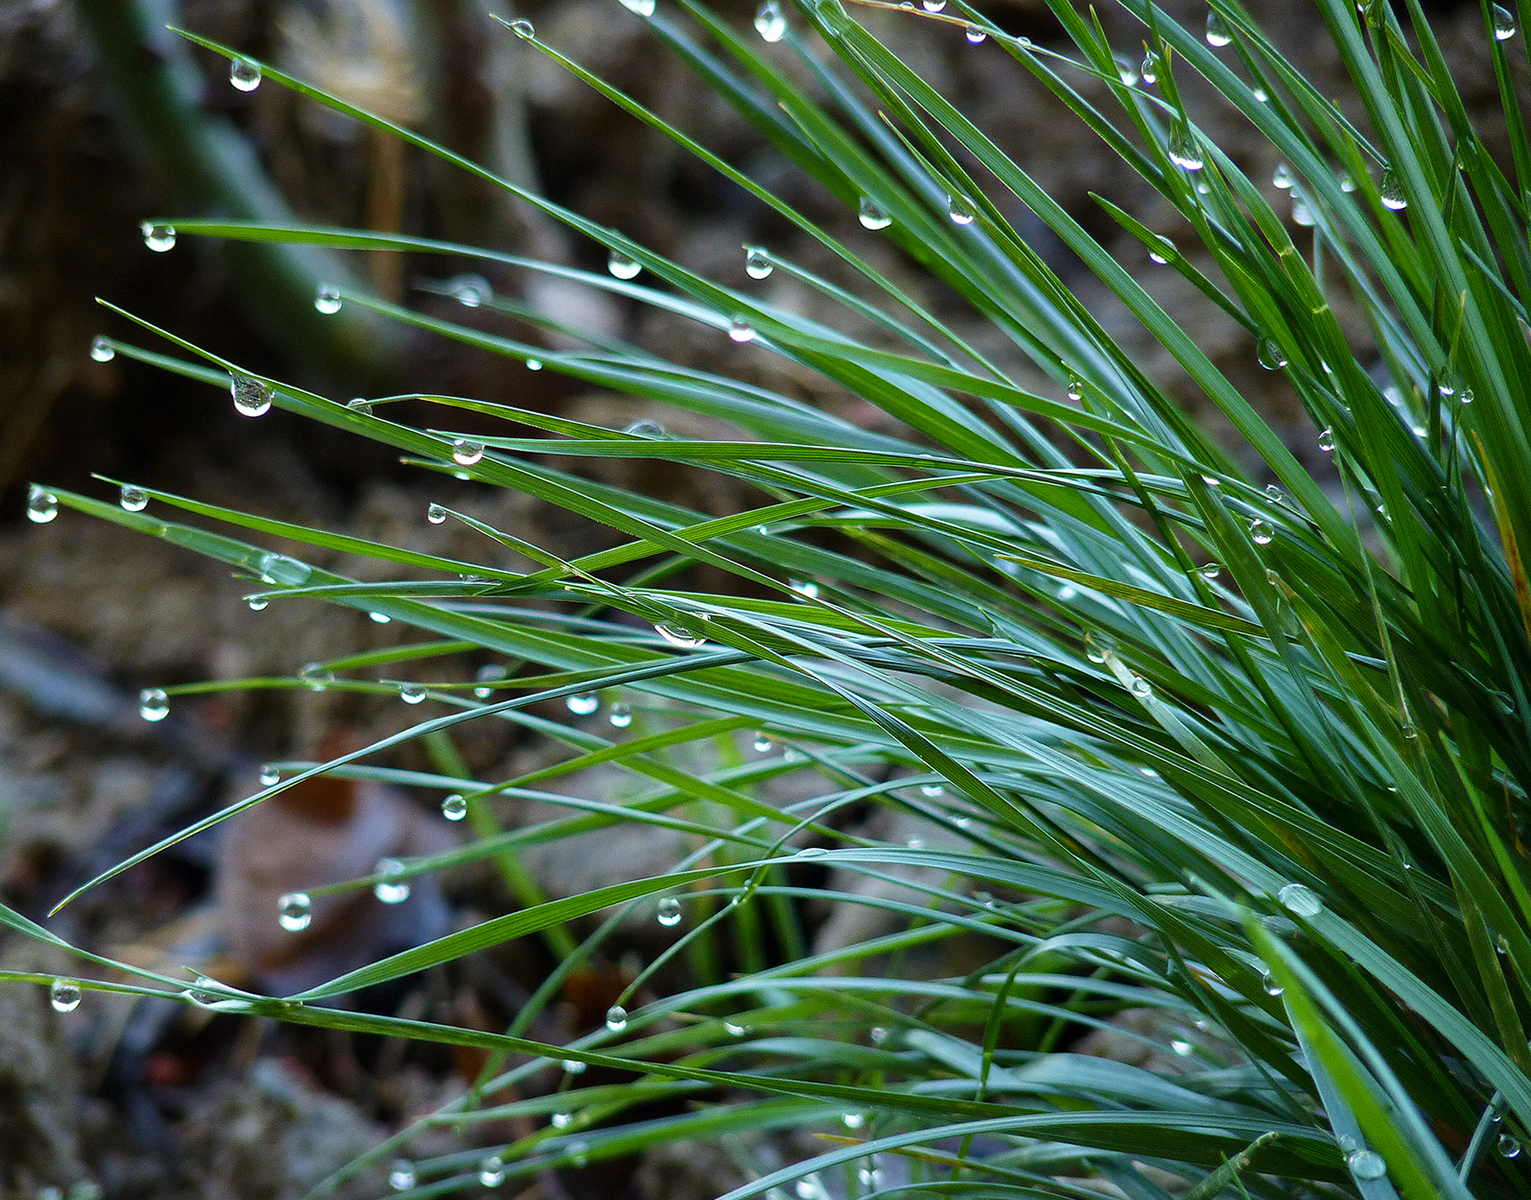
[13,0,1531,1195]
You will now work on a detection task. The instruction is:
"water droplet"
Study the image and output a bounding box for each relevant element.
[753,733,774,752]
[1140,50,1160,84]
[478,1155,505,1188]
[789,579,819,598]
[260,766,281,786]
[1494,3,1516,38]
[1198,562,1221,580]
[50,979,82,1013]
[1066,379,1084,401]
[451,438,484,466]
[344,398,374,419]
[424,501,449,526]
[1318,428,1335,452]
[387,1160,415,1190]
[1167,127,1204,171]
[141,222,176,252]
[1264,484,1286,505]
[369,611,391,624]
[230,56,262,90]
[551,1111,573,1129]
[620,0,657,14]
[728,318,756,343]
[567,1140,590,1168]
[1262,971,1283,996]
[1085,633,1113,664]
[314,284,342,315]
[139,687,170,722]
[400,683,426,705]
[1461,388,1475,404]
[1148,234,1176,264]
[1401,719,1418,739]
[567,692,600,716]
[258,552,310,587]
[606,1004,628,1032]
[1256,337,1288,370]
[1278,882,1323,916]
[374,857,411,904]
[435,793,466,823]
[920,783,945,797]
[1205,9,1232,45]
[857,1162,882,1187]
[607,250,641,280]
[796,845,827,858]
[657,897,682,926]
[115,484,149,513]
[1114,54,1139,85]
[184,977,223,1007]
[946,194,977,224]
[1272,163,1294,190]
[724,1020,746,1036]
[1380,168,1407,210]
[562,1058,587,1074]
[922,0,946,9]
[654,622,705,649]
[90,336,115,362]
[869,1026,888,1044]
[279,892,312,931]
[300,663,334,692]
[794,1175,827,1200]
[231,375,273,417]
[475,664,506,699]
[510,18,534,38]
[1252,86,1268,102]
[608,702,632,727]
[858,197,891,230]
[1129,675,1153,699]
[1499,1133,1523,1157]
[842,1112,865,1129]
[754,0,786,41]
[623,419,666,438]
[1291,195,1316,226]
[745,247,773,279]
[526,358,543,371]
[964,24,986,43]
[906,837,924,848]
[1249,518,1274,545]
[1346,1149,1387,1181]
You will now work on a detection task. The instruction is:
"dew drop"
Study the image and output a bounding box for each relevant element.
[449,274,490,307]
[1140,50,1160,84]
[230,57,262,90]
[50,978,82,1013]
[400,683,426,705]
[753,733,774,752]
[796,845,827,858]
[300,663,334,692]
[1205,9,1232,45]
[279,892,312,931]
[1113,54,1139,85]
[260,766,281,786]
[794,1175,827,1200]
[754,0,786,41]
[510,18,534,38]
[657,897,682,926]
[869,1026,888,1044]
[624,419,666,437]
[1278,882,1323,917]
[1262,971,1283,996]
[946,194,977,225]
[369,611,391,624]
[1148,234,1176,264]
[474,664,506,699]
[922,0,946,9]
[605,1004,628,1032]
[857,1162,882,1187]
[609,702,632,728]
[858,197,892,230]
[1272,163,1294,190]
[964,24,986,43]
[1085,633,1113,664]
[1264,484,1285,504]
[1170,1037,1194,1055]
[141,222,176,252]
[1129,675,1153,699]
[90,336,115,362]
[1346,1149,1387,1181]
[920,783,945,797]
[1249,518,1274,545]
[607,250,642,280]
[478,1155,505,1188]
[789,579,818,598]
[1500,1133,1522,1158]
[526,358,543,371]
[655,622,706,649]
[346,397,373,416]
[259,552,310,587]
[139,687,170,722]
[552,1111,573,1129]
[1167,127,1204,171]
[724,1020,746,1036]
[1067,379,1084,401]
[1198,562,1221,580]
[744,247,773,279]
[1256,337,1288,370]
[388,1160,416,1191]
[1291,196,1316,226]
[562,1058,587,1074]
[314,284,342,315]
[567,692,600,716]
[231,375,273,417]
[621,0,657,13]
[842,1111,865,1129]
[567,1141,589,1168]
[427,503,447,525]
[450,438,485,466]
[728,318,757,344]
[1493,3,1516,39]
[1461,388,1475,405]
[1317,428,1335,453]
[374,857,411,904]
[1380,168,1408,210]
[110,485,149,517]
[436,793,467,822]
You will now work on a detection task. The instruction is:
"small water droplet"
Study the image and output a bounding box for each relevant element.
[1066,379,1084,401]
[300,663,334,692]
[1167,127,1204,171]
[946,194,977,224]
[964,24,987,43]
[1262,971,1283,996]
[624,419,666,438]
[1148,234,1176,264]
[279,892,312,931]
[728,318,757,343]
[606,1004,629,1032]
[450,438,484,466]
[789,579,818,598]
[1113,54,1139,85]
[230,57,262,90]
[526,358,543,371]
[858,197,892,230]
[314,284,342,315]
[478,1155,505,1188]
[345,398,373,418]
[1085,632,1113,664]
[1141,50,1160,84]
[400,683,426,704]
[1493,3,1516,38]
[139,687,170,721]
[753,733,774,752]
[141,222,176,252]
[567,1140,589,1168]
[1256,337,1288,370]
[869,1025,888,1044]
[857,1162,882,1187]
[1278,882,1323,916]
[1272,163,1294,190]
[374,857,411,904]
[794,1174,827,1200]
[609,702,632,728]
[744,247,773,279]
[474,664,506,699]
[724,1019,746,1036]
[116,484,148,512]
[551,1111,574,1129]
[607,250,642,280]
[1252,86,1268,102]
[1346,1149,1387,1181]
[1264,484,1286,505]
[1249,518,1274,545]
[50,979,82,1013]
[387,1160,415,1190]
[755,0,786,41]
[1205,9,1232,45]
[655,622,706,649]
[906,836,924,848]
[1401,719,1418,739]
[1317,428,1335,452]
[796,845,827,858]
[258,552,310,587]
[230,375,273,418]
[841,1111,865,1129]
[369,611,391,624]
[426,502,448,525]
[1460,388,1475,404]
[657,897,682,926]
[90,336,115,362]
[920,783,945,797]
[1170,1037,1194,1056]
[1380,168,1408,210]
[438,793,467,821]
[510,18,534,38]
[1499,1133,1522,1157]
[562,1058,587,1074]
[1198,561,1221,580]
[1129,675,1153,699]
[260,765,280,786]
[567,692,600,716]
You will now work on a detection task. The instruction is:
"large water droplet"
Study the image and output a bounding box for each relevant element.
[1317,428,1335,453]
[1499,1133,1522,1158]
[728,318,756,344]
[1249,518,1274,545]
[300,662,334,692]
[1205,9,1232,45]
[388,1160,416,1191]
[552,1111,573,1128]
[370,610,391,625]
[1493,3,1516,39]
[1167,127,1204,171]
[655,622,705,649]
[26,485,57,524]
[119,484,148,512]
[566,692,599,716]
[745,247,773,279]
[526,358,543,371]
[141,222,176,252]
[509,18,534,38]
[478,1155,505,1188]
[1256,337,1288,370]
[374,857,411,904]
[1380,168,1408,210]
[753,732,774,753]
[1198,562,1221,580]
[346,397,373,417]
[605,1004,629,1032]
[1113,54,1139,85]
[1291,195,1316,226]
[400,683,427,705]
[754,0,786,41]
[448,273,490,307]
[789,579,819,598]
[279,892,312,931]
[1272,163,1294,190]
[964,24,987,43]
[139,687,170,722]
[1147,234,1176,264]
[796,845,827,858]
[946,194,977,225]
[260,765,281,786]
[231,376,273,417]
[607,250,642,280]
[230,57,262,91]
[50,978,82,1013]
[922,0,946,9]
[623,419,666,438]
[1262,971,1283,996]
[1140,50,1160,84]
[91,336,115,362]
[258,552,310,587]
[609,701,633,728]
[426,502,447,525]
[1346,1149,1387,1181]
[1278,882,1323,917]
[1129,675,1153,699]
[451,438,485,466]
[858,197,891,230]
[441,793,468,821]
[620,0,656,14]
[314,284,342,315]
[657,897,682,926]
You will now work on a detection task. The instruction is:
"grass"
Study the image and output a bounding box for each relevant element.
[11,0,1531,1195]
